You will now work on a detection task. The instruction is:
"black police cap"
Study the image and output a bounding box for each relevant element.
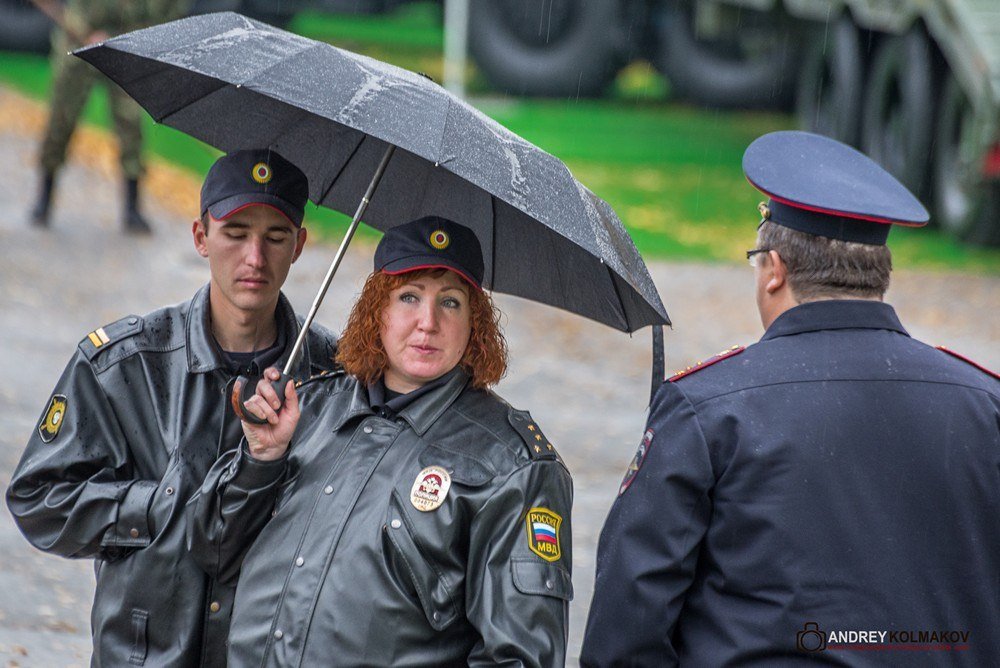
[375,216,485,289]
[743,131,929,245]
[200,149,309,226]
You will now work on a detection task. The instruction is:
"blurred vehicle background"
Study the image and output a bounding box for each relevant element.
[2,0,998,260]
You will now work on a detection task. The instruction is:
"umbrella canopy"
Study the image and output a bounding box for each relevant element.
[78,12,669,332]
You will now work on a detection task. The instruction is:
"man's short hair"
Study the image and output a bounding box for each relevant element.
[759,220,892,301]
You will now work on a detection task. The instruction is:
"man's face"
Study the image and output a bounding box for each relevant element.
[192,206,306,319]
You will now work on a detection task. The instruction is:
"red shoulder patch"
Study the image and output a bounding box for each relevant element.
[668,345,746,382]
[936,346,1000,381]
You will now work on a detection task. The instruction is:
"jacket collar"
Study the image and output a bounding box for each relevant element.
[331,368,470,436]
[761,300,908,342]
[186,284,308,374]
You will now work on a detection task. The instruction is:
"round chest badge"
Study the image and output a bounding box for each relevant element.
[429,229,450,250]
[410,465,451,512]
[251,162,272,184]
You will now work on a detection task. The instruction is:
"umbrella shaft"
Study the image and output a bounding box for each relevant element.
[283,143,397,376]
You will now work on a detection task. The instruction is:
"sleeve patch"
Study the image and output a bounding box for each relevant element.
[618,428,654,495]
[936,346,1000,381]
[80,315,144,361]
[525,507,562,562]
[38,394,68,443]
[508,409,557,460]
[668,345,745,382]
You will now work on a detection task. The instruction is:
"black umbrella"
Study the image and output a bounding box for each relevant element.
[79,13,667,322]
[77,12,671,401]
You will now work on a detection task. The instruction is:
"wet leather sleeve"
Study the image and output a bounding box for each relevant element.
[5,351,158,560]
[186,443,287,584]
[580,382,714,666]
[465,459,574,667]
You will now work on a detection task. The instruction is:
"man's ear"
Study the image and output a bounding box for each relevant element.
[192,218,209,258]
[291,227,307,263]
[765,249,787,295]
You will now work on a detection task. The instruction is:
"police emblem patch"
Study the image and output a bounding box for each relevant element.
[429,229,450,250]
[251,162,272,184]
[525,507,562,562]
[410,465,451,512]
[38,394,68,443]
[619,428,654,495]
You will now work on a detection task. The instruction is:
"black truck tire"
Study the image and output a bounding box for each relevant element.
[932,74,1000,245]
[860,29,935,197]
[0,0,52,53]
[467,0,625,98]
[796,15,864,146]
[652,0,798,109]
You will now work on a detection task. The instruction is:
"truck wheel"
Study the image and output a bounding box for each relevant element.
[468,0,625,98]
[932,74,1000,245]
[0,0,52,53]
[652,0,798,109]
[860,30,934,197]
[796,16,863,146]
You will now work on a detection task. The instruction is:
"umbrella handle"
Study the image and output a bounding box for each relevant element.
[280,143,397,377]
[650,325,665,405]
[230,372,294,425]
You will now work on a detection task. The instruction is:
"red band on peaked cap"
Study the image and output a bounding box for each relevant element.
[746,177,922,226]
[382,263,482,290]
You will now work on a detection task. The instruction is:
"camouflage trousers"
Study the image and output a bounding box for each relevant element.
[39,36,144,179]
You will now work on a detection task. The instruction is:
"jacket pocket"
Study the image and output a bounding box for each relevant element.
[128,608,149,666]
[383,491,460,630]
[510,558,573,601]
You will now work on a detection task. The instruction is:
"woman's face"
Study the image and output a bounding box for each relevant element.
[380,271,473,394]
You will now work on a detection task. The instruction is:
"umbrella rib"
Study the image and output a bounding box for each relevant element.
[605,262,631,332]
[315,132,369,207]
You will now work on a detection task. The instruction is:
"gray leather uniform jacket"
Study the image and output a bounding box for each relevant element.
[6,285,337,667]
[187,369,574,667]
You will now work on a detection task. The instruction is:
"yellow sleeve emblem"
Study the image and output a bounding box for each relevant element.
[38,394,68,443]
[525,507,562,562]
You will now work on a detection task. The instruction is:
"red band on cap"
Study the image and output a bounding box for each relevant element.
[746,177,924,227]
[211,202,299,226]
[382,264,482,290]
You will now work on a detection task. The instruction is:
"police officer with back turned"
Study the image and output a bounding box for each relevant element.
[581,131,1000,666]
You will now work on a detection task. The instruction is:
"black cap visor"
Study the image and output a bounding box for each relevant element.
[381,255,482,290]
[207,192,304,226]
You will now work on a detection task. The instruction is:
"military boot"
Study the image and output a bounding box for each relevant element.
[30,172,55,227]
[123,178,152,234]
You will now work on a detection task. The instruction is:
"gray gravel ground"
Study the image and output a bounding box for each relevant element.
[1,96,997,666]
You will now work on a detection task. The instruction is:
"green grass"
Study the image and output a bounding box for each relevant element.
[2,3,998,273]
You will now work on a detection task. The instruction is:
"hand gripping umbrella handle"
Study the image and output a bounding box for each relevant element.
[230,373,294,425]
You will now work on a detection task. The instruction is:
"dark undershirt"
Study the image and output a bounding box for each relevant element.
[220,322,287,376]
[367,367,462,419]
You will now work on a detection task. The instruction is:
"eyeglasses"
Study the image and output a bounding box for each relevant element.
[745,248,771,267]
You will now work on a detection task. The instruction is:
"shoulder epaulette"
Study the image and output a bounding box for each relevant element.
[508,408,558,461]
[79,315,143,361]
[668,345,745,383]
[936,346,1000,381]
[294,367,346,389]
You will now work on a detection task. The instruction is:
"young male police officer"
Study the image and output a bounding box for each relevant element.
[7,149,337,667]
[581,131,1000,666]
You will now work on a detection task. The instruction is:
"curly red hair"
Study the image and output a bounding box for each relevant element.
[336,269,508,389]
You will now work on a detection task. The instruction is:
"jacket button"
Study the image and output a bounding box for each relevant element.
[164,487,174,496]
[273,629,283,640]
[129,528,139,538]
[545,579,554,590]
[363,425,374,434]
[295,557,305,567]
[390,519,402,529]
[324,485,334,495]
[128,318,138,325]
[209,601,220,613]
[432,612,440,622]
